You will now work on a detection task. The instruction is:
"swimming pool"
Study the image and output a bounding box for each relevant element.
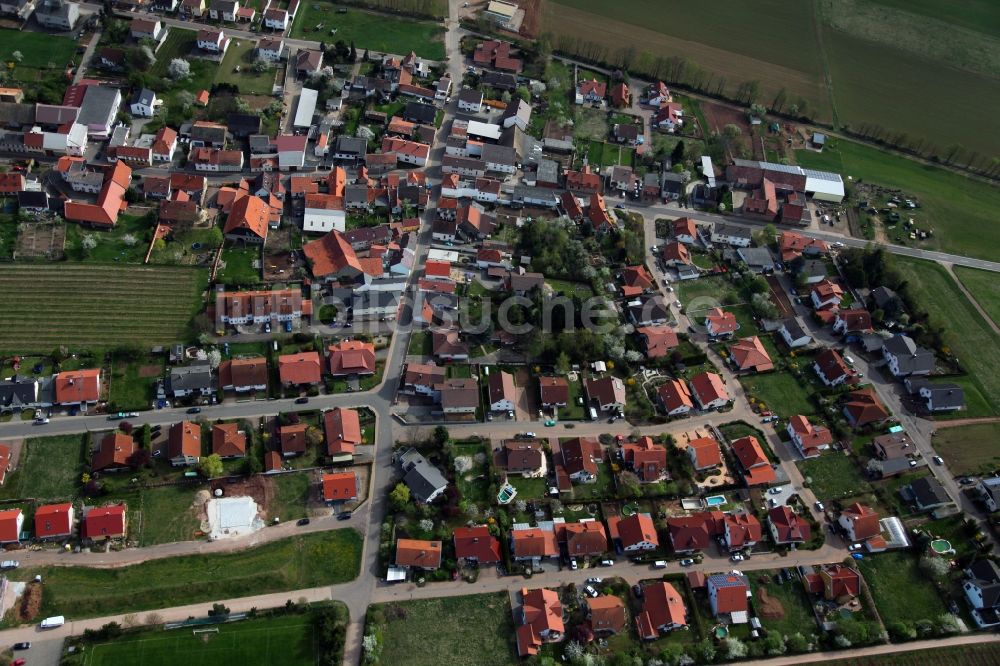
[930,539,954,555]
[705,495,726,507]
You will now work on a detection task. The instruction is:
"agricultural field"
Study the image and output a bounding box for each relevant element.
[79,611,325,666]
[893,257,1000,416]
[290,2,446,59]
[932,423,1000,476]
[0,264,207,353]
[796,139,1000,263]
[373,593,517,666]
[825,641,1000,666]
[15,529,362,619]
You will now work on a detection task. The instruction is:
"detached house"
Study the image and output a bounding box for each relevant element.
[687,437,722,471]
[622,437,667,483]
[539,376,570,410]
[81,504,127,541]
[54,368,101,409]
[722,511,761,552]
[277,351,322,387]
[813,348,856,387]
[636,582,687,639]
[560,437,603,484]
[704,308,738,338]
[129,88,157,117]
[556,520,608,558]
[666,512,724,553]
[453,525,502,565]
[575,78,606,104]
[786,415,833,458]
[398,448,448,503]
[586,595,626,635]
[496,439,546,478]
[487,370,516,413]
[614,512,659,552]
[322,472,358,504]
[768,505,811,546]
[657,379,694,417]
[688,372,729,410]
[168,421,201,467]
[92,432,136,473]
[810,279,844,310]
[34,502,74,540]
[728,336,773,373]
[218,357,269,393]
[395,538,441,570]
[212,423,246,459]
[516,588,564,657]
[964,560,1000,628]
[585,376,626,413]
[842,388,889,428]
[209,0,239,21]
[882,335,935,377]
[707,573,750,621]
[324,407,362,457]
[511,526,558,565]
[731,435,777,486]
[838,502,884,549]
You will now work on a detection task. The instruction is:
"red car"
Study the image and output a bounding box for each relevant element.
[12,659,26,666]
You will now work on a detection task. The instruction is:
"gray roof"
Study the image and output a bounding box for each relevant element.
[77,86,120,127]
[883,335,935,374]
[871,286,899,309]
[190,123,227,143]
[908,476,951,509]
[923,383,965,410]
[968,560,1000,609]
[629,295,669,324]
[500,98,531,125]
[353,290,400,311]
[736,246,774,269]
[403,101,436,124]
[249,134,274,154]
[0,375,38,409]
[535,159,558,183]
[167,362,215,393]
[481,71,517,90]
[334,136,367,157]
[481,143,516,167]
[35,103,79,126]
[780,317,809,341]
[713,222,752,240]
[0,102,35,127]
[131,88,155,107]
[398,448,448,502]
[344,183,370,206]
[458,88,483,104]
[801,259,826,278]
[661,172,685,194]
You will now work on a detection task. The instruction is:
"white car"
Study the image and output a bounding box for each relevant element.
[584,585,599,598]
[0,560,19,569]
[569,558,578,570]
[730,553,745,562]
[586,577,603,585]
[848,543,863,552]
[768,487,783,495]
[844,355,855,365]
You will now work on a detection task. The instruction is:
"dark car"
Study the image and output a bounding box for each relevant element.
[186,407,202,414]
[12,642,30,650]
[294,397,310,404]
[296,518,310,526]
[336,512,352,521]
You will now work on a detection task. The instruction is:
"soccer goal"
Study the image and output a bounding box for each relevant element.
[192,627,220,636]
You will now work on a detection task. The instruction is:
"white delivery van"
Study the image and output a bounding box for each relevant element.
[40,616,65,629]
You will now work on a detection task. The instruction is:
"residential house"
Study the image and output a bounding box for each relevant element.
[431,328,469,361]
[704,308,738,338]
[191,147,243,172]
[328,340,377,377]
[223,194,267,243]
[278,423,309,457]
[660,241,690,267]
[34,502,73,539]
[609,82,630,108]
[731,435,777,486]
[657,379,694,417]
[637,326,678,359]
[303,229,382,285]
[561,437,602,484]
[276,134,307,171]
[722,512,762,552]
[0,376,38,412]
[905,476,952,513]
[671,217,698,244]
[539,376,570,410]
[487,370,516,413]
[838,502,883,547]
[576,78,606,104]
[402,363,447,396]
[805,564,860,602]
[882,335,935,377]
[963,560,1000,627]
[628,295,670,327]
[295,49,323,78]
[615,513,659,551]
[322,472,358,504]
[152,126,178,162]
[218,357,269,392]
[129,88,157,118]
[209,0,240,21]
[277,351,322,387]
[688,372,729,410]
[34,0,78,29]
[263,6,289,29]
[687,437,722,471]
[197,28,229,53]
[398,448,448,503]
[729,336,774,373]
[166,362,214,398]
[666,512,725,553]
[80,504,127,541]
[911,380,965,412]
[842,388,889,428]
[0,508,22,544]
[257,36,284,61]
[710,223,752,247]
[510,526,559,565]
[586,595,626,635]
[787,415,833,458]
[768,505,811,546]
[473,39,523,73]
[585,376,626,414]
[978,477,1000,513]
[833,308,874,336]
[395,538,442,570]
[457,88,484,112]
[438,378,479,414]
[813,348,857,387]
[496,439,546,478]
[91,432,136,472]
[212,423,246,459]
[167,421,201,467]
[635,582,687,639]
[810,279,844,310]
[63,160,131,228]
[54,368,101,408]
[516,588,564,657]
[778,317,812,348]
[556,520,608,558]
[454,525,502,565]
[500,98,531,131]
[707,573,750,621]
[622,436,667,482]
[324,407,362,457]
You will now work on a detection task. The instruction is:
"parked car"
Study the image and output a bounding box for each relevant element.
[679,558,695,567]
[336,512,351,521]
[768,487,783,495]
[730,553,745,562]
[186,407,202,414]
[848,543,863,552]
[933,455,944,465]
[33,417,49,425]
[851,552,864,560]
[652,560,668,569]
[294,397,310,404]
[584,585,599,598]
[0,560,19,569]
[599,559,614,567]
[815,501,825,512]
[569,558,578,570]
[12,642,30,650]
[586,577,603,585]
[12,659,25,666]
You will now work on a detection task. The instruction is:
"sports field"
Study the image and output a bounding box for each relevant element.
[83,614,317,666]
[0,264,207,353]
[542,0,1000,155]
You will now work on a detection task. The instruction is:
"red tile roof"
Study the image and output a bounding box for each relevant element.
[556,520,608,556]
[843,388,889,426]
[637,326,679,358]
[35,502,73,538]
[0,509,21,542]
[54,368,101,403]
[538,376,570,405]
[304,230,373,278]
[224,194,269,241]
[395,538,441,568]
[328,340,376,376]
[511,527,558,558]
[168,421,201,461]
[622,436,667,482]
[661,241,690,264]
[687,437,722,469]
[814,348,855,384]
[705,307,738,335]
[768,505,811,544]
[724,511,762,549]
[81,503,126,539]
[689,371,729,406]
[278,351,322,385]
[636,582,687,638]
[709,574,749,614]
[322,472,358,502]
[63,161,131,227]
[841,502,881,540]
[588,594,626,633]
[617,513,658,549]
[279,423,309,455]
[657,378,693,413]
[667,512,724,552]
[92,432,136,471]
[324,407,362,456]
[212,423,247,457]
[788,414,833,454]
[219,357,269,390]
[453,524,502,563]
[731,436,776,486]
[729,336,774,372]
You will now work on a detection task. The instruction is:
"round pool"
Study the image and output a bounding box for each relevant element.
[930,539,954,554]
[714,625,729,639]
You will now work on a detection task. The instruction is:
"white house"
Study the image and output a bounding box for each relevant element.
[263,7,289,30]
[778,318,811,348]
[457,88,484,113]
[257,37,284,61]
[487,370,516,412]
[129,88,157,118]
[197,29,228,53]
[276,134,306,171]
[710,223,752,248]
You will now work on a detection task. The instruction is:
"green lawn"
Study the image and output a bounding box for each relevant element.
[0,29,78,103]
[217,246,262,285]
[797,453,870,501]
[932,423,1000,476]
[218,38,278,94]
[676,276,736,309]
[135,484,203,547]
[81,610,331,666]
[856,552,948,626]
[740,371,815,417]
[546,279,595,298]
[453,441,489,504]
[0,215,17,260]
[148,29,217,122]
[271,472,311,521]
[290,2,446,59]
[108,359,163,411]
[796,140,1000,263]
[507,474,548,501]
[65,214,156,264]
[13,530,362,619]
[894,257,1000,416]
[560,377,585,421]
[0,263,206,353]
[749,571,819,637]
[407,331,431,356]
[954,266,1000,328]
[571,462,614,500]
[584,141,634,168]
[374,593,516,666]
[0,435,86,502]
